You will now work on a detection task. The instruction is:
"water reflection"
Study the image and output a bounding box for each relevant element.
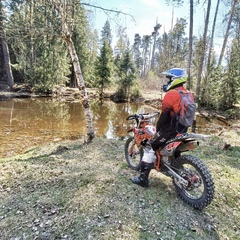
[91,100,156,139]
[0,97,227,157]
[0,98,156,157]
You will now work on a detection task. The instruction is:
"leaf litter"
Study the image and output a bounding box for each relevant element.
[0,136,239,240]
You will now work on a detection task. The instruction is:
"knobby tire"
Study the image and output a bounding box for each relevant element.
[125,137,142,171]
[172,155,215,209]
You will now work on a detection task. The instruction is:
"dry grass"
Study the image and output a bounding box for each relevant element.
[0,135,239,240]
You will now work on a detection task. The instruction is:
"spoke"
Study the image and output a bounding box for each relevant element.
[128,143,141,166]
[179,164,204,200]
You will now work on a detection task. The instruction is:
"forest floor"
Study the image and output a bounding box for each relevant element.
[0,136,239,240]
[0,86,239,239]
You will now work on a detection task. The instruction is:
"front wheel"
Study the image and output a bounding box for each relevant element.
[172,155,215,209]
[125,137,143,170]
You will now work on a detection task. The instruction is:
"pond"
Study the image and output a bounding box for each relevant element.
[0,97,226,158]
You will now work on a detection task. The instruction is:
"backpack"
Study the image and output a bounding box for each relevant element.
[176,90,196,127]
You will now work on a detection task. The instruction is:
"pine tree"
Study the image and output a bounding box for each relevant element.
[94,19,114,98]
[223,37,240,109]
[100,19,112,46]
[171,18,188,66]
[0,0,14,88]
[5,0,70,90]
[150,23,161,71]
[116,51,137,100]
[95,40,113,99]
[114,26,129,57]
[141,35,152,77]
[132,34,142,75]
[164,0,196,90]
[72,3,97,88]
[207,66,222,109]
[157,32,171,72]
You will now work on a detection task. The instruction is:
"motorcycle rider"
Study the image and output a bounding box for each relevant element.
[131,68,195,187]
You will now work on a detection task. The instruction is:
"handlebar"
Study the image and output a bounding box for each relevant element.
[126,111,160,121]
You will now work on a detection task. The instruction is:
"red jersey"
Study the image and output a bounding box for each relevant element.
[161,86,191,117]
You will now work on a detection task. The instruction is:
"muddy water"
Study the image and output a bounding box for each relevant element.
[0,97,226,157]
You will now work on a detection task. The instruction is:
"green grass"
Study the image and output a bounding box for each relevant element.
[0,137,239,240]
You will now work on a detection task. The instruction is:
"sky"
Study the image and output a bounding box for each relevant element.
[85,0,224,47]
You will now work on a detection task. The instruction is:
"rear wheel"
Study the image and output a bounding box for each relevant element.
[125,137,142,170]
[172,155,214,209]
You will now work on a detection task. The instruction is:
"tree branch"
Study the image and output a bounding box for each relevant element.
[81,2,135,22]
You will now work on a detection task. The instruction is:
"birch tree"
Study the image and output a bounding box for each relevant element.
[51,0,94,142]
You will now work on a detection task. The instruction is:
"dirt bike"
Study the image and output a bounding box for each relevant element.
[125,112,215,209]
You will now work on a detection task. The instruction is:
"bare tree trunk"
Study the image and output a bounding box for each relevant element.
[0,0,14,89]
[195,0,211,103]
[52,0,94,142]
[29,0,35,66]
[207,0,220,71]
[169,7,174,66]
[150,23,161,71]
[150,32,156,71]
[218,0,238,66]
[202,0,220,104]
[187,0,193,90]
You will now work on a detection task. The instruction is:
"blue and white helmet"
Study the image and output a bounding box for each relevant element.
[161,68,188,92]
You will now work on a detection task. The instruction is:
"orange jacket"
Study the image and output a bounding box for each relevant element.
[161,86,187,116]
[156,86,193,132]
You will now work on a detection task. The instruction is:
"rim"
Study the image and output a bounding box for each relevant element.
[176,164,204,200]
[127,141,142,167]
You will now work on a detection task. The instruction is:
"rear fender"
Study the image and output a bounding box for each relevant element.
[177,140,199,152]
[160,140,199,156]
[160,141,182,156]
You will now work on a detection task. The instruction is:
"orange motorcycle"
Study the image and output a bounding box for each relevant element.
[125,112,215,209]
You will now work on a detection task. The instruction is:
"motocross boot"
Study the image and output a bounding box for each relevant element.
[131,162,153,188]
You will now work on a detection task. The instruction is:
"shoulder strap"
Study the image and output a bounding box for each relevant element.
[175,89,189,95]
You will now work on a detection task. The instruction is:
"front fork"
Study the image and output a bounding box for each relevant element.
[128,138,136,157]
[128,138,141,157]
